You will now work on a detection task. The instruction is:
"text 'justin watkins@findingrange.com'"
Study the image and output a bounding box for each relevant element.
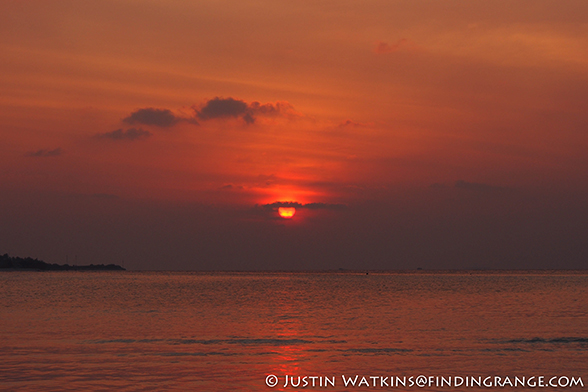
[265,375,585,389]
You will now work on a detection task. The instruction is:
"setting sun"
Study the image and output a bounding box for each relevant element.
[278,207,296,219]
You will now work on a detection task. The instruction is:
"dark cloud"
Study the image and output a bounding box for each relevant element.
[249,101,295,116]
[196,98,297,124]
[120,99,297,129]
[242,112,255,124]
[95,128,152,141]
[455,180,509,192]
[219,184,244,190]
[123,108,181,127]
[261,201,347,211]
[197,97,249,121]
[26,148,63,157]
[304,202,348,210]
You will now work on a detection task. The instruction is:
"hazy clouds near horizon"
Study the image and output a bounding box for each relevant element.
[1,186,585,270]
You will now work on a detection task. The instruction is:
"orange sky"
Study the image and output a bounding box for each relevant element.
[1,1,587,269]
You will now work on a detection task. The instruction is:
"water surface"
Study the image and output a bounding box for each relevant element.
[1,271,586,390]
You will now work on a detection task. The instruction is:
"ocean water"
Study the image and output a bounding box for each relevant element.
[0,271,586,391]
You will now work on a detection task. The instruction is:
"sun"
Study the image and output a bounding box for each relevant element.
[278,207,296,219]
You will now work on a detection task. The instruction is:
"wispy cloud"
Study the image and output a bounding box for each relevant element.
[123,108,183,127]
[95,128,152,141]
[374,39,408,54]
[261,201,347,210]
[26,148,63,157]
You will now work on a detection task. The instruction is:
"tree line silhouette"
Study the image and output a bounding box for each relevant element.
[0,253,125,271]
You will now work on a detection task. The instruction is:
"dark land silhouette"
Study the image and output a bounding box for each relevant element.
[0,253,125,271]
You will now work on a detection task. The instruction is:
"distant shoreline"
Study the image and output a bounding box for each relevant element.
[0,254,125,271]
[2,253,586,274]
[34,269,582,275]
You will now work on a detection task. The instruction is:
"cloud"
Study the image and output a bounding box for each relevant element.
[454,180,509,192]
[261,201,347,211]
[95,128,152,141]
[337,119,373,128]
[249,101,296,117]
[195,97,299,124]
[26,148,63,157]
[374,39,408,54]
[197,97,249,121]
[219,184,243,190]
[120,98,299,129]
[339,119,361,127]
[256,174,279,187]
[303,202,348,210]
[123,108,181,127]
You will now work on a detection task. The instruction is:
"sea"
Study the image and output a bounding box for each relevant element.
[1,271,586,391]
